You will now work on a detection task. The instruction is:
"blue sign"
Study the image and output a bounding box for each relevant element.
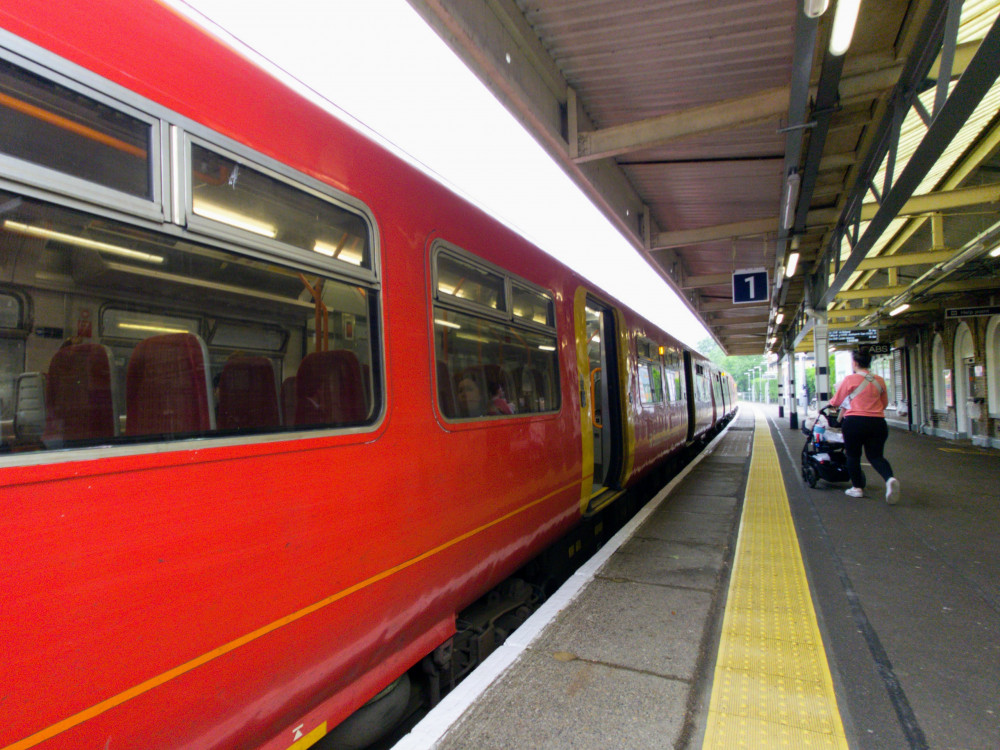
[732,268,769,304]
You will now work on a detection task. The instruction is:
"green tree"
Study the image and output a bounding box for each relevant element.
[696,339,837,402]
[696,338,767,397]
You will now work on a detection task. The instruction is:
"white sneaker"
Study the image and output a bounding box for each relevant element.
[886,477,901,505]
[845,487,865,498]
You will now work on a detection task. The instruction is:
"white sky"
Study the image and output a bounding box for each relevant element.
[169,0,709,347]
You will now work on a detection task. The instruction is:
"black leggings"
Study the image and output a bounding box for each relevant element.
[841,415,894,488]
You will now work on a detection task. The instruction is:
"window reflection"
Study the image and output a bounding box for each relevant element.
[190,144,371,270]
[0,58,152,198]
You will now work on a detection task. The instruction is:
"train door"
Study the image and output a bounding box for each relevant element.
[575,291,624,510]
[683,351,696,442]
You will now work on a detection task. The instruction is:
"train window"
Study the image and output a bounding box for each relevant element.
[638,361,664,405]
[662,348,683,402]
[0,292,26,425]
[0,57,153,199]
[188,143,372,273]
[0,291,24,329]
[434,308,558,418]
[511,283,554,327]
[436,253,506,314]
[637,338,657,360]
[0,190,381,455]
[433,243,559,420]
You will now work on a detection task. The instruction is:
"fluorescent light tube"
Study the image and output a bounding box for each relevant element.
[785,252,800,277]
[3,220,164,264]
[313,239,363,265]
[829,0,861,56]
[192,199,277,238]
[782,172,800,230]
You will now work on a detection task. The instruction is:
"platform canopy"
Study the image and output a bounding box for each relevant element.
[406,0,1000,355]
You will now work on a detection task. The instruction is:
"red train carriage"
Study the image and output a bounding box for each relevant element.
[0,2,734,749]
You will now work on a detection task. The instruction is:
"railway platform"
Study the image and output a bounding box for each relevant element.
[392,404,1000,750]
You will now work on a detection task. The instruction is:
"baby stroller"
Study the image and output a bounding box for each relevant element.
[800,405,850,488]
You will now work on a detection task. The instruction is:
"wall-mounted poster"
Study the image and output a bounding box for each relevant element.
[943,368,953,407]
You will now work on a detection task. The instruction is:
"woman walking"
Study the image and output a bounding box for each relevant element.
[829,349,901,504]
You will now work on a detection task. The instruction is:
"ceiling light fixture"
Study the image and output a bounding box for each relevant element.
[829,0,862,56]
[804,0,830,18]
[781,172,802,229]
[781,172,801,230]
[889,303,910,317]
[785,252,800,278]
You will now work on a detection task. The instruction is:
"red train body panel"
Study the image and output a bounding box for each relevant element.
[0,3,735,749]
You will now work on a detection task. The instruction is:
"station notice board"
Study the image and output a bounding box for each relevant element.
[828,328,878,344]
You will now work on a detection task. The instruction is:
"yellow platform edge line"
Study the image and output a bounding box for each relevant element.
[702,408,849,749]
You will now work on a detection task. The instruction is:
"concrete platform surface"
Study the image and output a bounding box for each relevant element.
[395,411,752,750]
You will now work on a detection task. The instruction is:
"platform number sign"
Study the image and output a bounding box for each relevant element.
[732,268,769,304]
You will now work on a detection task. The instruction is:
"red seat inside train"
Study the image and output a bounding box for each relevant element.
[217,356,280,431]
[125,333,214,436]
[293,349,366,426]
[44,342,118,442]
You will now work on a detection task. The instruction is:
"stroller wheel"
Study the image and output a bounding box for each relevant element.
[804,465,819,488]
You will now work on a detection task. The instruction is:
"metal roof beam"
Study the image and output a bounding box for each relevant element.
[575,87,789,163]
[653,218,775,249]
[836,277,1000,300]
[652,182,1000,250]
[815,6,1000,310]
[791,41,846,236]
[575,41,979,165]
[698,299,769,313]
[712,317,772,329]
[706,306,772,319]
[828,302,942,321]
[681,273,732,289]
[832,112,1000,308]
[856,249,956,270]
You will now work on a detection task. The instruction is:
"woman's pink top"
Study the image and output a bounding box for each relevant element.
[830,371,889,417]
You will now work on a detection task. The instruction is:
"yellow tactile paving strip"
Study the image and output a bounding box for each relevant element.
[703,408,849,749]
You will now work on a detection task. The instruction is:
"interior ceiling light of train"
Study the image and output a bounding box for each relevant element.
[406,0,1000,356]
